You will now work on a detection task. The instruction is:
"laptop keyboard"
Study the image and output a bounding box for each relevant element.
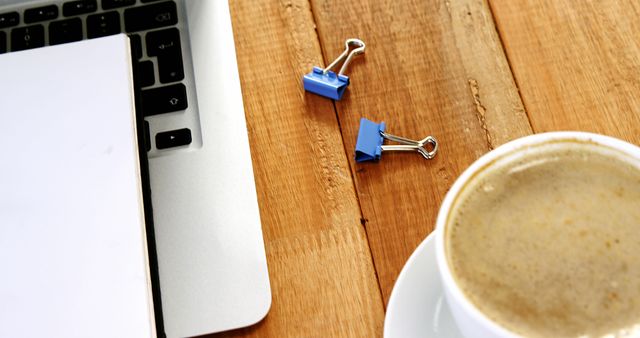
[0,0,198,154]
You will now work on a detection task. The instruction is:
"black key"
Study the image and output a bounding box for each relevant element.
[144,120,151,151]
[155,128,191,149]
[146,28,183,83]
[49,18,83,45]
[157,53,184,83]
[129,34,142,59]
[87,11,120,38]
[141,83,187,116]
[63,0,97,16]
[141,0,163,2]
[138,60,155,87]
[24,5,58,24]
[145,27,180,56]
[124,1,177,33]
[0,32,6,53]
[102,0,136,10]
[11,25,45,51]
[0,12,19,29]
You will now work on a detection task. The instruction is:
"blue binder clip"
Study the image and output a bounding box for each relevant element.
[355,118,438,162]
[303,38,366,100]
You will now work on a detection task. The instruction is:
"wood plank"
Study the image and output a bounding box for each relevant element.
[211,0,385,337]
[489,0,640,143]
[310,0,531,304]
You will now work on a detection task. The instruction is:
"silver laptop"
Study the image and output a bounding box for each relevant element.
[0,1,271,337]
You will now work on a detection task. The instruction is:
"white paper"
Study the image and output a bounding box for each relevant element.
[0,35,155,338]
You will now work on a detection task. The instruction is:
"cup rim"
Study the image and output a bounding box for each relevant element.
[434,131,640,337]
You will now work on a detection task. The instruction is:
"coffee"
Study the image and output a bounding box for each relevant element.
[446,141,640,338]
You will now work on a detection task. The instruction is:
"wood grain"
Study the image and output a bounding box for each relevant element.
[218,0,640,335]
[489,0,640,143]
[309,0,531,304]
[215,0,384,337]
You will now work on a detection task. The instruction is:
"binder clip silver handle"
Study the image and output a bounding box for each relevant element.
[323,38,366,76]
[380,132,438,160]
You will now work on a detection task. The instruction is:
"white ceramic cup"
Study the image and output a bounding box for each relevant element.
[434,131,640,338]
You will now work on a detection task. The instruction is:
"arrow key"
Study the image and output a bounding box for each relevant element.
[156,128,191,150]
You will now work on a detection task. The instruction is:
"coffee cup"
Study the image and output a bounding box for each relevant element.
[435,132,640,338]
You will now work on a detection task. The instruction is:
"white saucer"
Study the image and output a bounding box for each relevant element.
[384,233,464,338]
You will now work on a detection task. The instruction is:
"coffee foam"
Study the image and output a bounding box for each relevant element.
[446,141,640,338]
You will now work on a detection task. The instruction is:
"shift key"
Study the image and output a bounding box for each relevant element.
[141,83,187,116]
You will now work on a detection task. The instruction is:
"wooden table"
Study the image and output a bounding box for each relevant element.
[213,0,640,336]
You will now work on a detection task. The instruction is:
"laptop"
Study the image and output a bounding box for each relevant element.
[0,1,271,337]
